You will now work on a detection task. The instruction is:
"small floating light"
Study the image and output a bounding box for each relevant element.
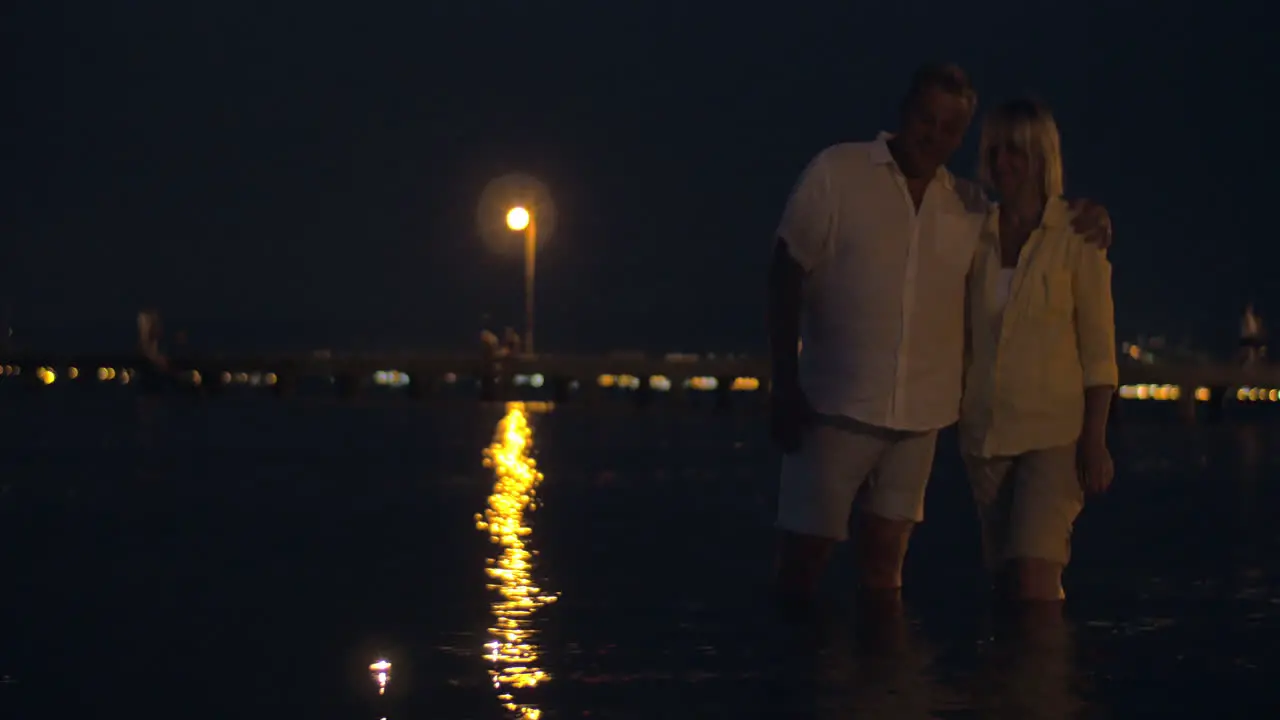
[369,659,391,695]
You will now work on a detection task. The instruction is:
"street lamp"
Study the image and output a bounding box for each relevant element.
[506,205,537,355]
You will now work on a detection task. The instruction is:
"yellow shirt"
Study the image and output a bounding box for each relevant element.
[960,197,1118,458]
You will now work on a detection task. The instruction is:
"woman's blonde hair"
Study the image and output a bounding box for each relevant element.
[977,98,1064,199]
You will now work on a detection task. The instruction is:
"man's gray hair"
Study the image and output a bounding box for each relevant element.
[903,62,978,112]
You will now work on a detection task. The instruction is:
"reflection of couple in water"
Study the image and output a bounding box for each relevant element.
[771,600,1081,719]
[764,62,1118,715]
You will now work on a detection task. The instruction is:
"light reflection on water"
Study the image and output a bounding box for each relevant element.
[476,402,559,719]
[368,660,391,696]
[3,398,1280,716]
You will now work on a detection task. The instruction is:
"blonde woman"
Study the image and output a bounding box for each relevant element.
[961,98,1118,603]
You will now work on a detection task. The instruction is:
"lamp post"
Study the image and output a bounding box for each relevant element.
[505,205,537,355]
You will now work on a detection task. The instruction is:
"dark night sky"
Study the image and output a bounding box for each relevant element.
[7,1,1278,354]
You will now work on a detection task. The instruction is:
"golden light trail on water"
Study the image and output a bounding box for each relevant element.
[476,402,558,719]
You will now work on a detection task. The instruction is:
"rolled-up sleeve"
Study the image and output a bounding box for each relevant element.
[1074,245,1119,387]
[775,149,834,272]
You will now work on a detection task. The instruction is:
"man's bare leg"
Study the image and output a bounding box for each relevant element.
[853,575,907,654]
[774,529,836,613]
[855,511,915,591]
[851,511,913,650]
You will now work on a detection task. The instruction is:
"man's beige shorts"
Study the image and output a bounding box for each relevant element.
[963,443,1084,570]
[777,415,938,541]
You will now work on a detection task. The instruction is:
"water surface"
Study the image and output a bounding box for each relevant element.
[1,392,1278,718]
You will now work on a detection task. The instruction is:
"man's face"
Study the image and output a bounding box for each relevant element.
[897,86,972,177]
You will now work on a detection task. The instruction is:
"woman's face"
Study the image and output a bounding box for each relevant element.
[989,141,1038,200]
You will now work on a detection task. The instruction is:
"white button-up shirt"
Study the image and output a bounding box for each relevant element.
[775,133,988,432]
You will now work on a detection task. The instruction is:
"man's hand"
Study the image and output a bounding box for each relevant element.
[769,380,812,454]
[1067,198,1113,249]
[1077,439,1114,495]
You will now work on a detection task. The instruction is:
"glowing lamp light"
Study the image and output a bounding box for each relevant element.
[506,206,531,231]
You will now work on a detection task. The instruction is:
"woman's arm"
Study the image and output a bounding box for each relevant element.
[1074,245,1119,443]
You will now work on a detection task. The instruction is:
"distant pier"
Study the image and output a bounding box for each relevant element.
[2,351,1279,421]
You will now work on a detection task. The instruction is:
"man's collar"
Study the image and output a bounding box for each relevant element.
[869,131,895,164]
[872,131,954,189]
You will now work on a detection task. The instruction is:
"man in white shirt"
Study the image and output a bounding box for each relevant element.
[768,63,1113,611]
